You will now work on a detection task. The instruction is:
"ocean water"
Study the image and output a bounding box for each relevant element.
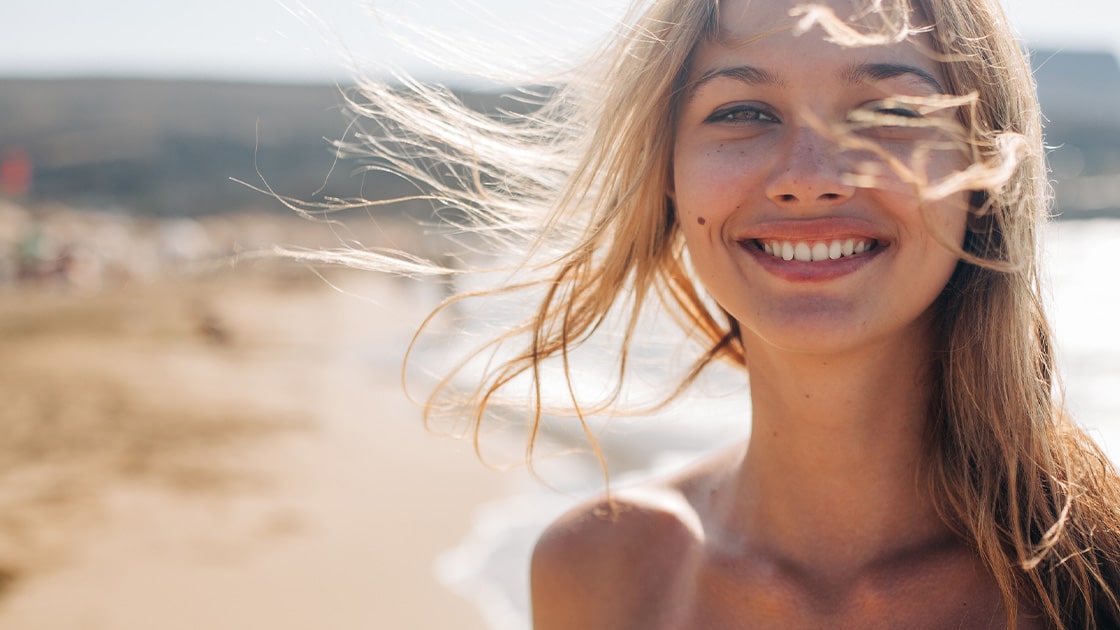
[428,218,1120,630]
[1047,220,1120,455]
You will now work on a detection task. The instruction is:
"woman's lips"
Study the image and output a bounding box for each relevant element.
[731,218,888,280]
[737,237,886,282]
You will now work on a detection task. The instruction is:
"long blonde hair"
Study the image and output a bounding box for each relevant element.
[912,0,1120,627]
[310,0,1120,626]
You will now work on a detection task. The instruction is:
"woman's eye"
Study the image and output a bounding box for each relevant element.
[856,100,924,123]
[873,106,922,120]
[705,105,779,125]
[848,102,929,139]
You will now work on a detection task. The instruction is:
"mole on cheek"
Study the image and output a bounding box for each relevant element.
[697,217,707,226]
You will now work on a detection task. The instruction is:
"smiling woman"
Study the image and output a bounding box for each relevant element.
[670,3,970,358]
[310,0,1120,627]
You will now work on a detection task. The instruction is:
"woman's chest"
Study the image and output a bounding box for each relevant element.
[627,550,1011,630]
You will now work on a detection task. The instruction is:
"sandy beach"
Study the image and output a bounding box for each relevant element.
[0,210,522,629]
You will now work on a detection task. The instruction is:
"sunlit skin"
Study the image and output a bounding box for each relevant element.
[530,0,1043,628]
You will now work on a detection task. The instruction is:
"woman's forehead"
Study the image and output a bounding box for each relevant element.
[695,0,940,80]
[714,0,919,41]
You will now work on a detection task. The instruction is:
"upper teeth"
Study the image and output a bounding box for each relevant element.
[760,239,875,262]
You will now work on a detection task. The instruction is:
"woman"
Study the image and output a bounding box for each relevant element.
[330,0,1120,626]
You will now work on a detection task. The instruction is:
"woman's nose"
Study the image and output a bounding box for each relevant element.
[764,126,855,209]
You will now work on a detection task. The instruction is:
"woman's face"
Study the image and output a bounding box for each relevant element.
[670,0,969,359]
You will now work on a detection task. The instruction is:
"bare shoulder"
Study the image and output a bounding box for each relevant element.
[530,450,740,629]
[529,482,706,630]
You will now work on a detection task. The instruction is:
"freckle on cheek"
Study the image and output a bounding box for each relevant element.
[697,217,707,225]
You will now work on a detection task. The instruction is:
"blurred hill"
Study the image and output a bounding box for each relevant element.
[1,50,1119,218]
[1033,50,1120,218]
[0,79,357,216]
[0,78,515,218]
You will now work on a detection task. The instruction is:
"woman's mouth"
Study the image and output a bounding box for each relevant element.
[756,238,879,262]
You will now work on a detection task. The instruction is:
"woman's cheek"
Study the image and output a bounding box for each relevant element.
[674,147,745,224]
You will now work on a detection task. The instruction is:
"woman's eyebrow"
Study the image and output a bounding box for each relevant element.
[843,62,946,93]
[686,65,786,98]
[684,61,944,101]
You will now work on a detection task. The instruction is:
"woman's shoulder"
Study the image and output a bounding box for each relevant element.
[529,452,738,629]
[532,448,736,572]
[534,481,705,560]
[530,483,704,629]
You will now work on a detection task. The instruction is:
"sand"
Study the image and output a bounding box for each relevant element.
[0,256,519,629]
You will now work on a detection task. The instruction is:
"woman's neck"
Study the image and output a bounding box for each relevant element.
[718,324,954,579]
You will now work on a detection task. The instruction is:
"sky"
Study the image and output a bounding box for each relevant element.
[1,0,1118,83]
